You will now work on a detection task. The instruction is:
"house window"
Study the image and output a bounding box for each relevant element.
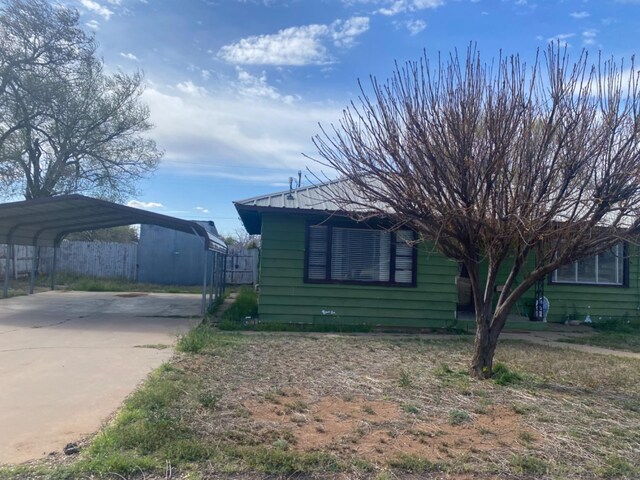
[305,224,417,286]
[552,243,626,286]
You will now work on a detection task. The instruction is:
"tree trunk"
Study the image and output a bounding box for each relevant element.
[470,314,500,379]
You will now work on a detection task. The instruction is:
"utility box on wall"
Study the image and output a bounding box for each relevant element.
[137,221,218,285]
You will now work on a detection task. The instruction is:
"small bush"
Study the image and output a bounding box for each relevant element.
[199,392,221,409]
[388,454,440,473]
[511,403,535,415]
[221,288,258,323]
[448,409,471,425]
[398,370,413,388]
[492,363,523,385]
[510,454,548,475]
[176,323,217,353]
[402,403,420,415]
[233,446,342,474]
[598,455,636,478]
[592,317,640,333]
[272,439,290,451]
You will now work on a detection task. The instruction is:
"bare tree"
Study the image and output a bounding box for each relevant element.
[67,225,139,243]
[223,227,261,249]
[0,0,161,200]
[313,44,640,379]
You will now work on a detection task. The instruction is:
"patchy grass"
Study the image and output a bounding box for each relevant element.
[561,330,640,353]
[216,288,259,328]
[1,273,211,297]
[54,273,206,294]
[249,322,374,333]
[218,289,373,333]
[492,362,524,385]
[2,333,639,479]
[177,323,244,354]
[559,318,640,352]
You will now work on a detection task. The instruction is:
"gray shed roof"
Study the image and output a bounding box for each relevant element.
[0,194,227,252]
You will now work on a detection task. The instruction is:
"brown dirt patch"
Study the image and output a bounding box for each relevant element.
[245,389,534,464]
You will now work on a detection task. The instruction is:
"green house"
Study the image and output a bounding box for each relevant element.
[235,182,640,329]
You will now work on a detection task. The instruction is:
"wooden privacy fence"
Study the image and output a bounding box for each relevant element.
[40,242,137,280]
[0,241,259,285]
[0,244,34,278]
[225,246,259,285]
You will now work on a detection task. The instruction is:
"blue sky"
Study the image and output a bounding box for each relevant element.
[68,0,640,235]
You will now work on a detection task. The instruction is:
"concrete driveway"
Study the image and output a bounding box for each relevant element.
[0,290,201,465]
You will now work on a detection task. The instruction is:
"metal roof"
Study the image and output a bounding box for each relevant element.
[234,179,378,234]
[235,180,348,211]
[0,194,227,252]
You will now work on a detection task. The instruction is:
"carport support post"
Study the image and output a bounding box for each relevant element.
[208,251,215,307]
[216,252,222,300]
[3,244,10,298]
[201,249,208,316]
[51,246,57,291]
[222,253,228,296]
[212,253,217,301]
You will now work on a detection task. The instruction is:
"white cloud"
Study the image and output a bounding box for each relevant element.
[331,16,370,47]
[85,19,100,30]
[127,200,163,209]
[547,33,575,47]
[583,29,597,45]
[236,68,296,104]
[570,11,590,19]
[201,69,211,81]
[404,19,427,35]
[78,0,114,20]
[176,80,208,97]
[119,52,139,61]
[141,83,343,180]
[218,16,369,66]
[376,0,444,15]
[195,206,210,213]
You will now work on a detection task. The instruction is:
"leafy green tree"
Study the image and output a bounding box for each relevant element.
[0,0,161,200]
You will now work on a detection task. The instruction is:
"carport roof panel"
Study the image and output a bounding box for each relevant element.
[0,195,227,252]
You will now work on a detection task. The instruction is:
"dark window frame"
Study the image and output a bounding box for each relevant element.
[303,220,418,287]
[549,242,630,288]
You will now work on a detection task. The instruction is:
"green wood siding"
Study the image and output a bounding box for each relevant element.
[258,213,458,327]
[480,247,640,324]
[258,211,640,326]
[544,247,640,323]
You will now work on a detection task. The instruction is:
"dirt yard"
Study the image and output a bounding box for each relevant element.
[185,334,639,478]
[4,331,639,479]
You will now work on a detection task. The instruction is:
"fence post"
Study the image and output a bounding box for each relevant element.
[251,248,259,285]
[29,246,37,294]
[2,245,10,298]
[51,246,57,291]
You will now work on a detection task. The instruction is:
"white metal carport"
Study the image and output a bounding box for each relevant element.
[0,194,227,314]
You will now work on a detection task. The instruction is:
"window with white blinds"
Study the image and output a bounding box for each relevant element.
[552,243,626,286]
[305,224,416,286]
